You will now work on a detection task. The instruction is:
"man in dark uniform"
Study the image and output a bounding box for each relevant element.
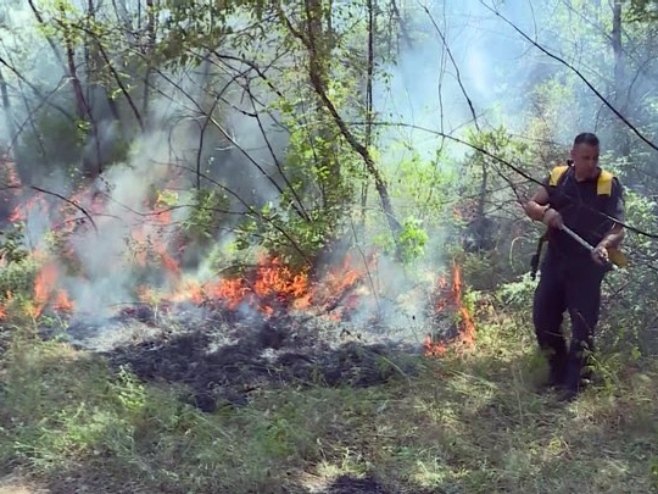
[524,132,625,401]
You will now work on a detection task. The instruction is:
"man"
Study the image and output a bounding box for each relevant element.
[524,132,625,401]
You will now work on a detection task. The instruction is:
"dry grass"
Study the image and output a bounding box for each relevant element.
[0,474,49,494]
[0,311,656,493]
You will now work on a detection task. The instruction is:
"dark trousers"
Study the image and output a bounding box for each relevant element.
[532,249,605,392]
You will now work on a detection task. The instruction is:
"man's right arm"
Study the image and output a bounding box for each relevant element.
[524,185,564,229]
[524,186,550,221]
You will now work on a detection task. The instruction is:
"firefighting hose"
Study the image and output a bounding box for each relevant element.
[561,225,615,271]
[530,225,624,280]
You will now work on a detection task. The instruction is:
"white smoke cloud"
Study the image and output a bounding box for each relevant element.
[0,0,634,341]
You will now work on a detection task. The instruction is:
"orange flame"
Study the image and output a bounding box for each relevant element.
[161,252,374,320]
[123,194,183,283]
[423,336,447,356]
[169,280,205,305]
[32,262,58,317]
[53,290,74,313]
[0,291,15,321]
[30,262,75,317]
[434,274,449,313]
[158,247,181,278]
[424,261,475,356]
[6,164,386,324]
[251,256,309,315]
[210,278,250,310]
[9,193,51,224]
[452,263,475,347]
[304,253,376,315]
[198,256,311,315]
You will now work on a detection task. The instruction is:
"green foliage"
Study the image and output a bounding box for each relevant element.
[495,273,537,314]
[156,0,277,69]
[181,188,230,242]
[17,110,83,174]
[391,146,455,225]
[597,189,658,356]
[397,216,429,263]
[0,226,39,312]
[369,214,431,265]
[0,259,38,302]
[234,204,332,268]
[1,1,658,490]
[225,63,367,266]
[461,250,516,291]
[629,0,658,21]
[0,223,29,264]
[464,127,531,191]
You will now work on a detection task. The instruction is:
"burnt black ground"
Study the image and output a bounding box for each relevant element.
[323,474,443,494]
[47,303,425,412]
[324,475,391,494]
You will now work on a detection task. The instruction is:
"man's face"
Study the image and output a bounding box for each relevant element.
[570,143,599,178]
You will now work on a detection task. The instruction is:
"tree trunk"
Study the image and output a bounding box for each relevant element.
[285,1,403,256]
[612,0,630,156]
[305,0,342,210]
[60,5,104,177]
[0,68,14,148]
[0,67,16,220]
[142,0,156,121]
[361,0,375,225]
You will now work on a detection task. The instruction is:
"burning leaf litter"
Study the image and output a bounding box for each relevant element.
[1,159,477,412]
[32,258,475,412]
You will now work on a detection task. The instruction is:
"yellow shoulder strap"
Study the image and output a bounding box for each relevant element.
[549,165,614,196]
[597,170,614,196]
[548,165,569,186]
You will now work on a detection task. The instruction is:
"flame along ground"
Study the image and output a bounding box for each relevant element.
[423,261,476,356]
[0,161,475,355]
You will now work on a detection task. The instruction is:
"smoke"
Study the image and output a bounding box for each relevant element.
[0,1,293,317]
[374,1,542,160]
[1,0,649,339]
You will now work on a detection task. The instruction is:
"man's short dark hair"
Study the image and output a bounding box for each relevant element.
[573,132,599,147]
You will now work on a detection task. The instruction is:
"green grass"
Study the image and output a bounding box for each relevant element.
[0,313,657,493]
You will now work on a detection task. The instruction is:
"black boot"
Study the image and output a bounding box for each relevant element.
[557,387,579,402]
[546,349,567,389]
[560,340,593,400]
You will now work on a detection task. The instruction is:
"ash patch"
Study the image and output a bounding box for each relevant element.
[324,475,390,494]
[41,305,174,353]
[321,475,444,494]
[56,305,422,412]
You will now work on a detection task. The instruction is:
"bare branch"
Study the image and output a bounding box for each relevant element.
[481,0,658,154]
[0,54,75,122]
[247,89,311,221]
[279,7,403,250]
[62,20,145,131]
[2,184,98,233]
[164,162,312,265]
[348,120,658,240]
[420,2,480,132]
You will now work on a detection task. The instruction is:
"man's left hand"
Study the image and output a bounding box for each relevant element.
[592,244,609,265]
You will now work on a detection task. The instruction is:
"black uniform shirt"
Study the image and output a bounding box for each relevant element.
[544,165,625,258]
